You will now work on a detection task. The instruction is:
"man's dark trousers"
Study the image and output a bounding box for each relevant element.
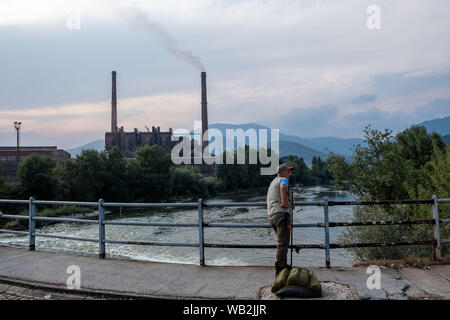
[270,213,290,268]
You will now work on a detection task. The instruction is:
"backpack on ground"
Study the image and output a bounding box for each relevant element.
[271,267,322,298]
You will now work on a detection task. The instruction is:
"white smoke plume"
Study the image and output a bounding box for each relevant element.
[122,5,205,72]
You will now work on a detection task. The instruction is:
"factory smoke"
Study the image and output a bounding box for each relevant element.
[123,6,205,72]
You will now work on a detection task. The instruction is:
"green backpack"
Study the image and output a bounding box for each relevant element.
[271,267,322,298]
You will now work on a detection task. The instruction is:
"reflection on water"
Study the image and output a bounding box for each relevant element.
[0,186,356,267]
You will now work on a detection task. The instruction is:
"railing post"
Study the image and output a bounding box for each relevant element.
[323,197,331,268]
[431,195,441,261]
[28,197,36,251]
[98,199,105,259]
[198,198,205,266]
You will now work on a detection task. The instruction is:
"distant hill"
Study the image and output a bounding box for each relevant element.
[278,134,362,156]
[279,140,328,165]
[418,116,450,136]
[208,123,330,166]
[209,123,360,157]
[442,134,450,145]
[66,139,105,158]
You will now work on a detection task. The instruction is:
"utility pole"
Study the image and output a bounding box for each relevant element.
[13,121,21,169]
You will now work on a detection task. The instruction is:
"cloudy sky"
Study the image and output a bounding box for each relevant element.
[0,0,449,149]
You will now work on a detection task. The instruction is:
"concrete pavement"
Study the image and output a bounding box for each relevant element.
[0,245,448,300]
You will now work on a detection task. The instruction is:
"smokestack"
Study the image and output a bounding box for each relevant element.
[111,71,118,133]
[201,72,208,153]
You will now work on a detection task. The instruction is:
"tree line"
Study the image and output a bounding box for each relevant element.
[0,145,331,205]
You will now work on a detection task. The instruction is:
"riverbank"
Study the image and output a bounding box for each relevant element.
[0,205,99,231]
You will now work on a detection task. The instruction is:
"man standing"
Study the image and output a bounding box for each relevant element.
[267,164,295,276]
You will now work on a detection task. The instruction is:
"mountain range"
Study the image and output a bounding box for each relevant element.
[418,116,450,136]
[66,116,450,165]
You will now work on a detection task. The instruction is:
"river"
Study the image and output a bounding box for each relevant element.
[0,186,357,267]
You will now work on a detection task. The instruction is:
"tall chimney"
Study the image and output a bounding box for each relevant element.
[201,72,208,153]
[111,71,117,133]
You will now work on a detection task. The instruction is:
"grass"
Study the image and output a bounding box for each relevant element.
[353,254,450,269]
[37,205,92,217]
[2,205,94,231]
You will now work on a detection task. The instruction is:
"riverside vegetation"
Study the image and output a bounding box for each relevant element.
[0,145,330,229]
[327,125,449,261]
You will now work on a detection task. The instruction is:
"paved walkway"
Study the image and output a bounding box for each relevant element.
[0,245,448,300]
[0,282,102,300]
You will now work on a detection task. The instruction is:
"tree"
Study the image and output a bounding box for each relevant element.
[103,147,128,201]
[61,149,107,201]
[17,154,60,200]
[285,155,312,185]
[136,145,171,175]
[413,145,450,256]
[215,146,275,191]
[0,166,6,197]
[132,146,172,201]
[327,125,443,200]
[328,125,448,260]
[170,166,209,197]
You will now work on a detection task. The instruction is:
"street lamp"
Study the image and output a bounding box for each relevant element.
[13,121,21,169]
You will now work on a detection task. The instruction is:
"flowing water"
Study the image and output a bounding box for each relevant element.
[0,186,357,267]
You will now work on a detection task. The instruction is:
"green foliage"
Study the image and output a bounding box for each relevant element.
[0,166,7,197]
[5,219,25,230]
[328,125,445,200]
[103,147,128,202]
[171,166,209,197]
[17,154,60,200]
[130,146,172,202]
[413,145,450,256]
[215,146,274,191]
[341,205,433,260]
[61,149,108,201]
[329,125,449,260]
[284,155,332,185]
[38,205,92,218]
[136,145,171,175]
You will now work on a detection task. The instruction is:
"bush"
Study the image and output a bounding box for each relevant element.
[339,205,433,261]
[17,154,60,200]
[38,205,92,217]
[170,166,211,198]
[330,125,448,261]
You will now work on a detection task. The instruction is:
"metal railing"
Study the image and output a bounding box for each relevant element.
[0,196,449,268]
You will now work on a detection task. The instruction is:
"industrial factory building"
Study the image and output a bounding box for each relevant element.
[0,146,71,182]
[105,71,182,157]
[105,71,213,174]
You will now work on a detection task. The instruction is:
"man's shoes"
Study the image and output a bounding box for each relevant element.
[275,263,283,277]
[275,263,291,277]
[275,263,293,277]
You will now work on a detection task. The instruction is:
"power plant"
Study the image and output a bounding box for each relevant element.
[105,71,212,172]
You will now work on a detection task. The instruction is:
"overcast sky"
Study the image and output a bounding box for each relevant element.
[0,0,449,149]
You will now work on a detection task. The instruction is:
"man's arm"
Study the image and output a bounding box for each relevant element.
[280,184,289,208]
